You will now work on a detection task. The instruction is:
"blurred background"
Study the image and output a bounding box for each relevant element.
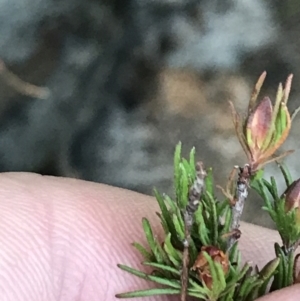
[1,0,300,228]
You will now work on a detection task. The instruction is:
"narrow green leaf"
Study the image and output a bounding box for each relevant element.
[258,277,271,296]
[194,203,210,245]
[182,158,193,184]
[262,178,277,200]
[143,262,180,275]
[272,244,285,290]
[258,180,274,212]
[164,194,177,212]
[172,214,185,240]
[280,103,288,133]
[250,179,262,195]
[179,163,189,208]
[287,251,295,287]
[132,242,153,261]
[142,218,158,251]
[188,276,212,298]
[215,261,227,290]
[188,291,209,299]
[163,233,182,267]
[205,167,214,197]
[228,241,239,264]
[220,206,233,237]
[238,274,257,298]
[175,207,185,232]
[117,264,181,290]
[237,262,252,282]
[219,286,235,301]
[188,237,199,266]
[257,258,280,296]
[203,252,226,296]
[274,104,285,141]
[252,169,265,181]
[274,255,284,290]
[142,218,164,263]
[157,212,169,234]
[246,127,254,148]
[262,82,282,151]
[217,199,230,216]
[117,264,150,280]
[116,288,180,298]
[154,189,179,245]
[188,277,210,293]
[278,162,293,187]
[189,147,196,178]
[174,142,182,198]
[270,176,279,200]
[246,279,264,301]
[206,191,219,245]
[250,169,265,193]
[146,274,181,288]
[259,258,280,281]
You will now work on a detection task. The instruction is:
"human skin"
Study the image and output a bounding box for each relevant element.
[0,172,299,300]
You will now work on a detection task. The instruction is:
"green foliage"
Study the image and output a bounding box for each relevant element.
[116,143,281,300]
[251,164,300,249]
[251,162,300,290]
[116,72,300,300]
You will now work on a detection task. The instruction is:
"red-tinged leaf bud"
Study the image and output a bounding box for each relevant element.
[192,246,229,289]
[283,178,300,212]
[230,73,295,172]
[246,97,272,160]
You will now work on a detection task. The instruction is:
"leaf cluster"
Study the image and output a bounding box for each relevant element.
[117,143,279,300]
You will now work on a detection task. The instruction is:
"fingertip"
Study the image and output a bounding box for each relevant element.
[256,284,300,301]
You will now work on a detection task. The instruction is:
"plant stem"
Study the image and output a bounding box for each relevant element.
[228,165,250,248]
[181,162,206,301]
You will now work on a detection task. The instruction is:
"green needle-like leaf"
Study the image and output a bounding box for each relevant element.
[172,214,185,240]
[194,203,210,245]
[117,264,152,280]
[142,218,156,250]
[205,191,219,245]
[188,291,209,299]
[203,251,227,298]
[146,275,181,288]
[277,162,293,187]
[220,206,233,238]
[116,288,180,298]
[118,264,181,289]
[154,189,179,246]
[143,262,181,275]
[228,241,240,264]
[270,176,279,200]
[164,195,177,212]
[287,252,295,287]
[259,258,280,281]
[262,178,277,200]
[142,218,166,264]
[174,142,182,198]
[157,212,169,234]
[189,147,196,177]
[272,243,285,290]
[163,233,182,267]
[257,180,274,213]
[205,167,214,197]
[132,242,153,261]
[179,163,189,208]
